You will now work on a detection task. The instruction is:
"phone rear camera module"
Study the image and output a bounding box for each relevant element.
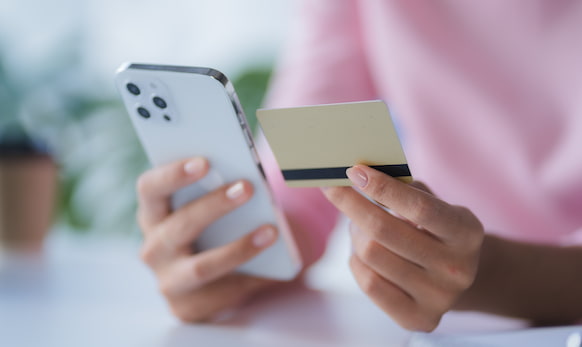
[137,106,151,119]
[153,96,167,109]
[126,83,141,96]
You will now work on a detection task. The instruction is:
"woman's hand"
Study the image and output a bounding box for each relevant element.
[322,165,484,332]
[136,157,280,322]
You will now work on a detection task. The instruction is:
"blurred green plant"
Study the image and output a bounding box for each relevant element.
[0,37,149,235]
[231,66,272,134]
[0,39,273,236]
[0,59,19,131]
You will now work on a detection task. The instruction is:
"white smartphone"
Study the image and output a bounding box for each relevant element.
[114,63,301,280]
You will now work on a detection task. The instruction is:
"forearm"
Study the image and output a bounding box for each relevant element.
[454,234,582,324]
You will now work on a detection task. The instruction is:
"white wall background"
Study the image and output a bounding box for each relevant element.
[0,0,358,295]
[0,0,294,85]
[0,0,297,232]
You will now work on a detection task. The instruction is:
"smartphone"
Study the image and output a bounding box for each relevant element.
[114,63,301,280]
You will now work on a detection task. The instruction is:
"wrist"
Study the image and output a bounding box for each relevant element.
[452,234,506,311]
[454,234,582,324]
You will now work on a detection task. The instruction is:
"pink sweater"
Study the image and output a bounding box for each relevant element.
[258,0,582,263]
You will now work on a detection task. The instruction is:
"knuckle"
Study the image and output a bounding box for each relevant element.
[166,215,189,236]
[443,258,476,290]
[358,269,381,296]
[189,260,207,282]
[393,262,414,284]
[358,240,378,265]
[410,197,439,226]
[158,278,175,298]
[456,268,477,290]
[169,302,205,323]
[399,309,441,332]
[139,241,158,266]
[453,205,473,224]
[429,285,459,313]
[323,187,347,205]
[468,223,485,248]
[452,205,472,219]
[171,308,193,323]
[411,242,432,265]
[363,213,388,240]
[349,256,369,292]
[159,167,175,184]
[415,314,441,332]
[457,269,475,289]
[453,206,484,235]
[368,178,391,202]
[445,206,485,256]
[136,173,152,198]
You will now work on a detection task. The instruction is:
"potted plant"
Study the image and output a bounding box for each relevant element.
[0,56,57,252]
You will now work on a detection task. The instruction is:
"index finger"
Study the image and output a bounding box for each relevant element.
[136,157,209,228]
[346,165,472,241]
[162,224,277,295]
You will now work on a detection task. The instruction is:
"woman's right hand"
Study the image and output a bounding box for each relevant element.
[136,157,280,322]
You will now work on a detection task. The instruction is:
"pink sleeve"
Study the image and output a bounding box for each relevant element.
[257,0,378,265]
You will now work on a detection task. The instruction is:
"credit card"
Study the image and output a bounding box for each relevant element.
[256,100,412,187]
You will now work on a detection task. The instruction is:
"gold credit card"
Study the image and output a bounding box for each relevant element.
[256,100,412,187]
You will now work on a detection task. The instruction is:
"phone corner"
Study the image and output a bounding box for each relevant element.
[115,61,132,75]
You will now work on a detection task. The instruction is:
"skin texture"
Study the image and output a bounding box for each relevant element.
[322,165,484,331]
[136,157,280,322]
[322,165,582,331]
[137,159,582,330]
[454,234,582,326]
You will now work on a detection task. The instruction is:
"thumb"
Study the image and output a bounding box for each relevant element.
[409,181,434,195]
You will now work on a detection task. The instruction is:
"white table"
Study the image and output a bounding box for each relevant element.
[1,232,577,347]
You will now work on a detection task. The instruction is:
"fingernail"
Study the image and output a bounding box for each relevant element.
[184,158,205,175]
[346,167,368,188]
[226,181,245,200]
[253,227,276,247]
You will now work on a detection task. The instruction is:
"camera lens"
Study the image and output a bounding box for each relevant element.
[153,96,167,109]
[126,83,141,95]
[137,106,151,119]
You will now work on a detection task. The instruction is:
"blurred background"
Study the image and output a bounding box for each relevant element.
[0,2,541,345]
[0,5,361,345]
[0,0,294,243]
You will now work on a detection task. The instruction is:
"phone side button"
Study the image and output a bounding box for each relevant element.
[257,163,267,179]
[249,147,261,165]
[243,128,254,148]
[232,100,245,125]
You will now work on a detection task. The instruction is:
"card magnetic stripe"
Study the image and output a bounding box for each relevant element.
[282,164,411,181]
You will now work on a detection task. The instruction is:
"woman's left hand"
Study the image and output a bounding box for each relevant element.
[322,165,484,332]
